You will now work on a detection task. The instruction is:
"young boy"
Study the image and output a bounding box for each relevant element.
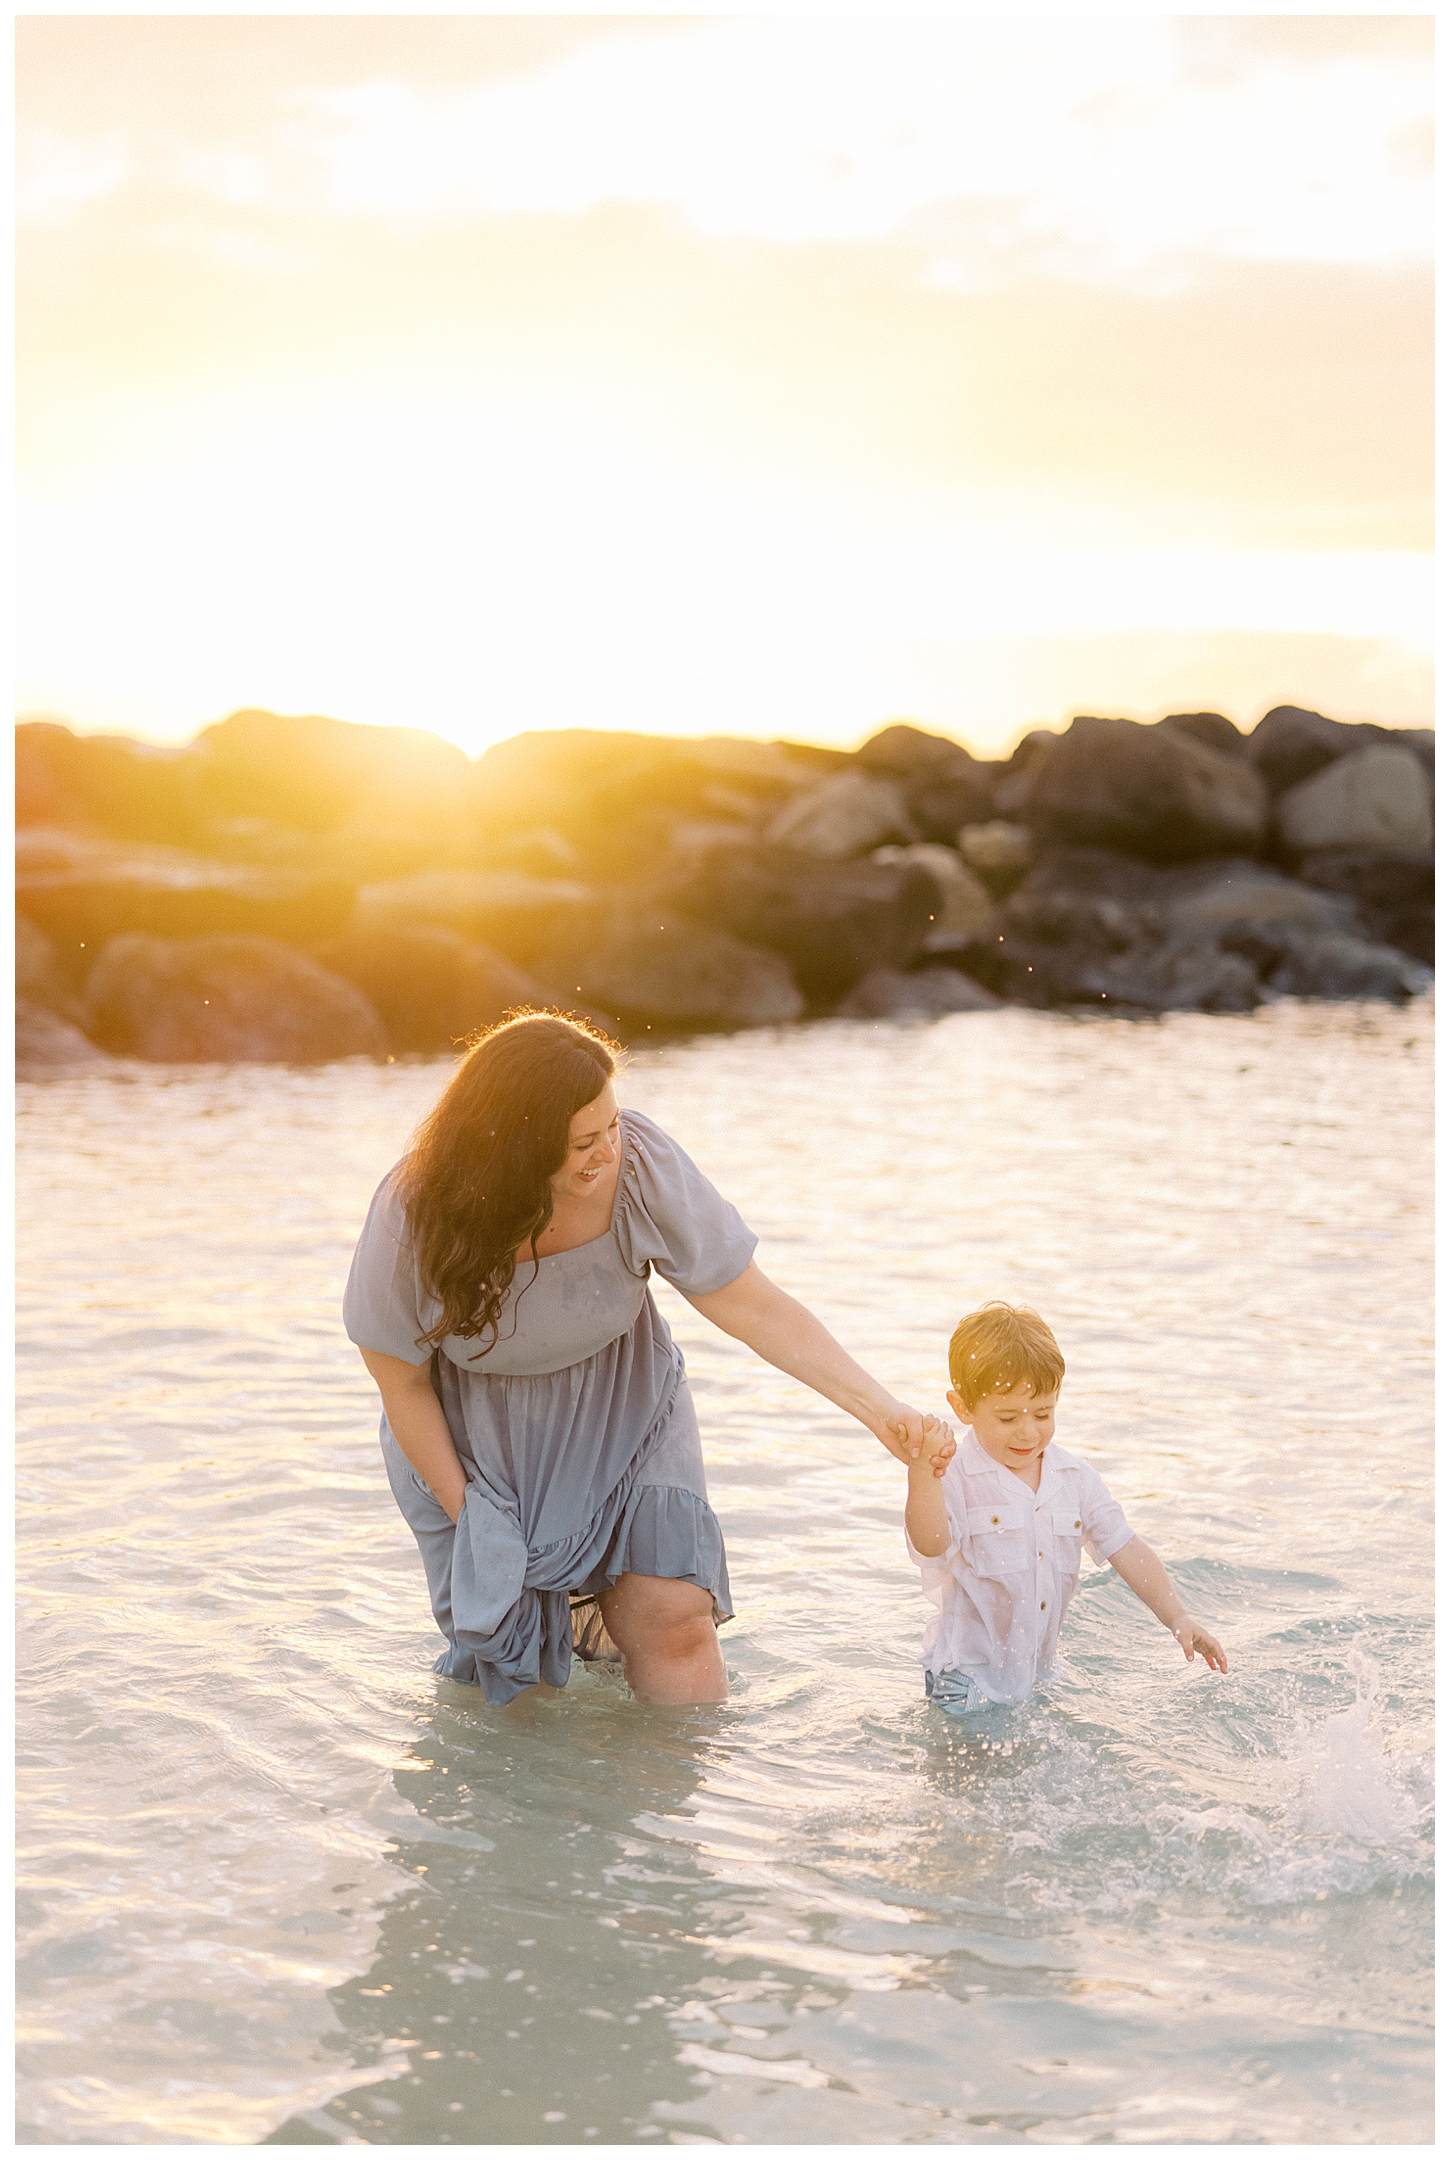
[906,1302,1227,1711]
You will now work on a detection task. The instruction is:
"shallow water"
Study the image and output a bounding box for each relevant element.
[17,1000,1433,2145]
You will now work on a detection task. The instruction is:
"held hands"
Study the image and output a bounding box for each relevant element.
[868,1402,957,1479]
[1171,1617,1229,1673]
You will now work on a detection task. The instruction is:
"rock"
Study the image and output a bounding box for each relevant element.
[764,771,916,858]
[528,902,804,1031]
[870,844,996,949]
[669,844,938,1004]
[1158,711,1249,759]
[957,820,1034,898]
[16,828,355,974]
[16,914,85,1021]
[192,707,474,841]
[315,926,564,1052]
[16,721,212,847]
[836,966,1001,1019]
[348,869,598,972]
[1022,715,1268,862]
[1275,745,1432,856]
[84,935,389,1063]
[1246,705,1405,796]
[993,731,1059,817]
[471,729,839,878]
[1266,934,1429,1002]
[855,723,997,838]
[1297,850,1434,967]
[16,1000,110,1076]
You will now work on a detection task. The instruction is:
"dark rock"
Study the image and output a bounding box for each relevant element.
[84,935,389,1063]
[1158,711,1249,759]
[835,966,1001,1019]
[1297,849,1434,966]
[16,1000,110,1076]
[1021,715,1267,862]
[870,845,995,948]
[528,901,804,1031]
[1275,745,1432,856]
[668,844,938,1004]
[993,731,1060,817]
[955,848,1423,1012]
[1247,705,1408,797]
[1265,934,1429,1002]
[855,723,998,837]
[17,829,355,975]
[315,926,563,1052]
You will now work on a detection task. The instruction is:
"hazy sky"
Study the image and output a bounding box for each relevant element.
[16,11,1434,757]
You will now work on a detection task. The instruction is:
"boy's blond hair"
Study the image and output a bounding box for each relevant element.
[948,1302,1064,1409]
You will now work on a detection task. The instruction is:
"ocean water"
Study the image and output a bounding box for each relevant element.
[17,999,1432,2146]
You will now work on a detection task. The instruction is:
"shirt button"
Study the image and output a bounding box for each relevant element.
[1040,1600,1047,1610]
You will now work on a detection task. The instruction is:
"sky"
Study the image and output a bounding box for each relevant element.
[15,10,1435,759]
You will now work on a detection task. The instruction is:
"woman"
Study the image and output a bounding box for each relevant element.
[345,1011,950,1707]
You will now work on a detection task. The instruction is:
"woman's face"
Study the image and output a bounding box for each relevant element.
[549,1081,621,1204]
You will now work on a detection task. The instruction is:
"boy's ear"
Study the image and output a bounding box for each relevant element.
[945,1388,968,1422]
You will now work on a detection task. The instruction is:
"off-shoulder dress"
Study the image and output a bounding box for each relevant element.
[343,1108,755,1705]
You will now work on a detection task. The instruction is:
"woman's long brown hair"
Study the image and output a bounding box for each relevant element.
[395,1010,620,1356]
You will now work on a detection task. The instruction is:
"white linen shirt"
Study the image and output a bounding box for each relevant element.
[907,1432,1135,1703]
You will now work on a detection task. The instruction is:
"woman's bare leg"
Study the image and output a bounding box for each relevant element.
[599,1574,727,1704]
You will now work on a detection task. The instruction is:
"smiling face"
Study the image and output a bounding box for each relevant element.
[548,1082,621,1205]
[948,1378,1058,1485]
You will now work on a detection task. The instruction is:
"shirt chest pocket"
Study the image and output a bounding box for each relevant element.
[1045,1507,1085,1577]
[964,1505,1032,1579]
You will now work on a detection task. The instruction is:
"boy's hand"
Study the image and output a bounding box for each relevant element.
[917,1416,957,1478]
[1171,1617,1228,1674]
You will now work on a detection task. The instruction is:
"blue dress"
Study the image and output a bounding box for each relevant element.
[343,1109,755,1704]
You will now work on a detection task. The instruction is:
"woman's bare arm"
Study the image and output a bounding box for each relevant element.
[359,1347,468,1523]
[687,1260,951,1470]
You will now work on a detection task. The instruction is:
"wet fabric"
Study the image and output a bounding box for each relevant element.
[345,1109,756,1705]
[906,1434,1135,1704]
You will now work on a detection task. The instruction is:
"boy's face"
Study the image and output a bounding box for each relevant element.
[948,1379,1058,1478]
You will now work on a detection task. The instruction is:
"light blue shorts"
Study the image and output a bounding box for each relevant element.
[924,1668,1008,1716]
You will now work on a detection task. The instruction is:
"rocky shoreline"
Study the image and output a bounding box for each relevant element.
[16,703,1434,1073]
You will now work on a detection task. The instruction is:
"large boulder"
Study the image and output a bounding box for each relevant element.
[1157,711,1250,759]
[16,1001,110,1077]
[1246,705,1408,797]
[957,820,1034,899]
[348,869,598,971]
[1297,850,1433,967]
[669,844,938,1005]
[1021,715,1267,862]
[16,829,355,975]
[836,966,1001,1019]
[16,722,211,847]
[315,926,564,1052]
[84,935,389,1062]
[16,914,85,1021]
[1275,745,1432,856]
[765,771,916,858]
[191,708,473,841]
[855,723,998,838]
[1262,934,1429,1002]
[526,902,803,1031]
[870,844,996,949]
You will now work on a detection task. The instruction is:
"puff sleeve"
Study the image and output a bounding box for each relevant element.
[614,1109,758,1296]
[342,1166,440,1365]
